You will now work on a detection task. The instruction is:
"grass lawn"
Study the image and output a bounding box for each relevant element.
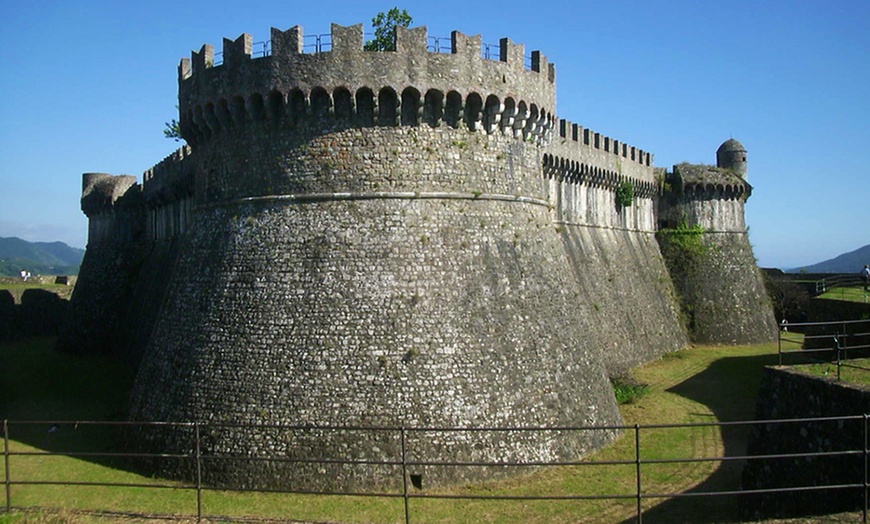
[818,286,870,303]
[0,283,74,302]
[795,357,870,387]
[1,336,856,523]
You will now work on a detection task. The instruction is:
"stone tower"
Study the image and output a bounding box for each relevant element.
[121,23,686,491]
[658,140,777,344]
[60,21,777,492]
[716,138,748,179]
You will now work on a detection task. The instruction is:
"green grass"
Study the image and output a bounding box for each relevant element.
[0,283,74,302]
[795,357,870,386]
[0,337,833,523]
[818,285,870,303]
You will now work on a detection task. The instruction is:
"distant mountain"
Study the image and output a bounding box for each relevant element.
[788,244,870,274]
[0,236,85,276]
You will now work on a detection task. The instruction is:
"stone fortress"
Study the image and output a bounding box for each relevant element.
[58,23,777,490]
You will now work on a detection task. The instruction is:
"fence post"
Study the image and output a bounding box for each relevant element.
[836,335,843,382]
[864,414,868,524]
[778,329,782,366]
[635,424,642,524]
[3,420,10,513]
[401,426,410,524]
[195,422,202,522]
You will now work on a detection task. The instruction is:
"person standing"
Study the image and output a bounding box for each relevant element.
[861,264,870,291]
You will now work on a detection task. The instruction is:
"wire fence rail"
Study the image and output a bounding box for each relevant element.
[778,319,870,382]
[209,33,536,70]
[3,416,870,523]
[814,275,865,295]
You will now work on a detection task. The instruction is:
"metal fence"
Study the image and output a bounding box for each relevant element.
[3,416,869,523]
[208,33,536,70]
[778,319,870,381]
[814,274,864,295]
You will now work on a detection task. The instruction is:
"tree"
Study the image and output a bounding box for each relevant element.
[163,118,182,142]
[364,7,412,52]
[762,272,810,324]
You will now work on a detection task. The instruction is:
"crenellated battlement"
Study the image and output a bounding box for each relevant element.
[176,23,556,148]
[178,24,553,82]
[141,146,195,242]
[556,119,652,168]
[669,163,752,201]
[142,146,195,208]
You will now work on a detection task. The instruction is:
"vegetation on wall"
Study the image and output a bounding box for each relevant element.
[615,180,634,208]
[658,223,706,259]
[656,222,709,334]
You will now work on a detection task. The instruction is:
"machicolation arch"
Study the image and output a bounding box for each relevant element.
[180,85,558,147]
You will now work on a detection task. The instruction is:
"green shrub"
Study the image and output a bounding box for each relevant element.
[611,376,650,404]
[615,181,634,207]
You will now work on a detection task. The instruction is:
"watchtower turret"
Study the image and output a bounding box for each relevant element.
[716,138,747,179]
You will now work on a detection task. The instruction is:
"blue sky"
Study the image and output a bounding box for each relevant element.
[1,0,867,269]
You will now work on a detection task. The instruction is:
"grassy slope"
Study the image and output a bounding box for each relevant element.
[818,286,870,304]
[0,337,845,523]
[797,358,870,386]
[0,283,75,303]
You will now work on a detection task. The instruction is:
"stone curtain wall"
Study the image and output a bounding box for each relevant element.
[660,231,778,344]
[57,175,145,355]
[0,289,70,341]
[559,226,686,374]
[741,366,870,519]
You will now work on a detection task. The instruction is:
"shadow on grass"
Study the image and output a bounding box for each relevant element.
[621,351,781,524]
[0,336,140,474]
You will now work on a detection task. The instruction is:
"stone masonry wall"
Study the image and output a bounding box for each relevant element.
[660,230,777,344]
[741,366,870,519]
[127,109,685,489]
[130,196,622,490]
[57,179,145,355]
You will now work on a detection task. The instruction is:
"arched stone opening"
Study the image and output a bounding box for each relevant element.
[193,106,210,139]
[501,97,516,133]
[334,87,353,121]
[513,101,528,137]
[310,87,331,120]
[378,87,398,126]
[401,87,421,126]
[423,89,444,127]
[216,99,233,128]
[230,96,246,126]
[444,91,462,129]
[288,89,306,122]
[525,104,539,140]
[203,103,219,133]
[464,92,483,131]
[267,90,285,122]
[484,94,501,134]
[249,93,266,122]
[355,88,375,126]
